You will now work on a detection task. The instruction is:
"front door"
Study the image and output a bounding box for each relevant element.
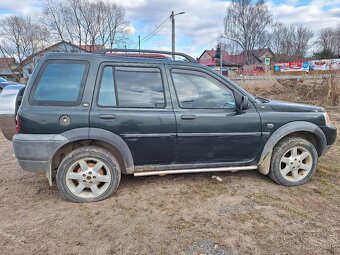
[90,64,176,165]
[167,67,262,165]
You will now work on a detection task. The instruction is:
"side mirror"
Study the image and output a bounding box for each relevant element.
[239,95,249,110]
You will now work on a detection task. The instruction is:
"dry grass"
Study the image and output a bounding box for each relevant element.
[233,73,340,107]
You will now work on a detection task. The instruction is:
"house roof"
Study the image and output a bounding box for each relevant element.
[20,40,91,66]
[199,48,273,67]
[0,58,15,69]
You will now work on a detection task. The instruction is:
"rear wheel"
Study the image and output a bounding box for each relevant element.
[269,137,318,186]
[56,146,121,203]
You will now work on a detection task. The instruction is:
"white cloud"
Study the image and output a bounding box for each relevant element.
[269,1,340,33]
[119,0,229,57]
[0,0,41,15]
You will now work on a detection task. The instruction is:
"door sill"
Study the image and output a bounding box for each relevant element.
[134,165,257,177]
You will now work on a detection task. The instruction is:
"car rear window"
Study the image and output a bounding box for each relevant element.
[29,60,89,106]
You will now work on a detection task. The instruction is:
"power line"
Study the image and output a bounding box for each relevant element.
[133,15,171,47]
[141,20,170,43]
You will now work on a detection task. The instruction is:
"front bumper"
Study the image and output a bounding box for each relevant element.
[320,125,337,147]
[13,134,69,175]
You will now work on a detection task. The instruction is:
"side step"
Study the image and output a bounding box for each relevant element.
[134,165,257,177]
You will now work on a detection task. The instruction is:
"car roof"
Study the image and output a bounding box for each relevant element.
[42,52,202,67]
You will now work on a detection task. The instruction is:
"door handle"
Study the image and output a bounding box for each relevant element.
[181,115,196,120]
[99,114,116,120]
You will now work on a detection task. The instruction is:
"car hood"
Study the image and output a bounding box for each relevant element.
[264,99,324,112]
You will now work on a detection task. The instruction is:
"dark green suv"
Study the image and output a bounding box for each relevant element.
[0,49,336,203]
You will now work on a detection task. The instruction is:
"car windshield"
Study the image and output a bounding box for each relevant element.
[0,77,7,82]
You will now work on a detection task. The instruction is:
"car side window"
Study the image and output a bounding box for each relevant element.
[115,67,165,108]
[171,69,235,109]
[29,60,88,106]
[97,66,117,107]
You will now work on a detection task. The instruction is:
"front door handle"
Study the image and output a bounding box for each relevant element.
[181,115,196,120]
[99,114,116,120]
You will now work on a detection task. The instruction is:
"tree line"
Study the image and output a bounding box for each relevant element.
[0,0,129,71]
[223,0,340,63]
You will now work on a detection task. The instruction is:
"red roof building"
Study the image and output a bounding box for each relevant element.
[198,48,274,67]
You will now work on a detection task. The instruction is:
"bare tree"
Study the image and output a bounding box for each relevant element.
[271,23,313,61]
[271,23,295,61]
[316,26,340,57]
[0,15,49,81]
[294,25,313,59]
[42,0,130,51]
[224,0,272,64]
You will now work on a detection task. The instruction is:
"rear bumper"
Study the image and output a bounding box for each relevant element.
[13,134,69,175]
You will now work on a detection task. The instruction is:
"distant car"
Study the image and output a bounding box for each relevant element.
[0,77,20,92]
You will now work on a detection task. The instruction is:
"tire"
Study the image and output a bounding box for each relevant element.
[56,146,121,203]
[269,137,318,186]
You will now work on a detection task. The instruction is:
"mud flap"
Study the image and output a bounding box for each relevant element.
[258,150,272,175]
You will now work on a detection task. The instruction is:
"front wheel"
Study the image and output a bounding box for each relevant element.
[269,137,318,186]
[56,146,121,203]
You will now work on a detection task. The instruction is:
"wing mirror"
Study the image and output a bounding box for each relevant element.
[238,95,249,110]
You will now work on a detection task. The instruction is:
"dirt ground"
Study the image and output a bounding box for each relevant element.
[0,81,339,255]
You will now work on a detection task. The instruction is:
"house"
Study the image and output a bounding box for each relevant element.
[0,57,17,81]
[198,48,274,76]
[79,44,105,52]
[20,41,90,79]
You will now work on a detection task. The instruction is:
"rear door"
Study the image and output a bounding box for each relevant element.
[90,63,177,165]
[19,59,91,134]
[167,66,262,164]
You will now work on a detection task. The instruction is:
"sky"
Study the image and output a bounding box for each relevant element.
[0,0,340,58]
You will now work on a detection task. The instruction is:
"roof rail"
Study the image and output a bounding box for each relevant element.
[93,49,197,63]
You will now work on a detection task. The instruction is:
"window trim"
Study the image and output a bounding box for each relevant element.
[96,65,167,109]
[170,68,236,110]
[29,59,89,106]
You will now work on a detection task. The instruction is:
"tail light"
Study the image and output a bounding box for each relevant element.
[15,114,20,133]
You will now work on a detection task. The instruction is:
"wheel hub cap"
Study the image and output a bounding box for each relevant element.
[65,158,112,198]
[280,146,313,182]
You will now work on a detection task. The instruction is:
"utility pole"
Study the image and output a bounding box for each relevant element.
[138,35,141,51]
[171,11,175,53]
[170,11,185,56]
[220,47,223,74]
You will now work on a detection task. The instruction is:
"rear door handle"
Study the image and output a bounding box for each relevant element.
[99,114,116,120]
[181,115,196,120]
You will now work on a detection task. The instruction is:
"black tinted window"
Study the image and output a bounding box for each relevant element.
[115,67,165,108]
[30,61,88,106]
[98,66,117,107]
[172,70,235,109]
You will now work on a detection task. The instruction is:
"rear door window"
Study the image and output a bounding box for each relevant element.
[29,60,89,106]
[115,67,165,108]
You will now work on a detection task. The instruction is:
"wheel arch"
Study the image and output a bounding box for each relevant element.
[50,128,134,184]
[258,121,326,175]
